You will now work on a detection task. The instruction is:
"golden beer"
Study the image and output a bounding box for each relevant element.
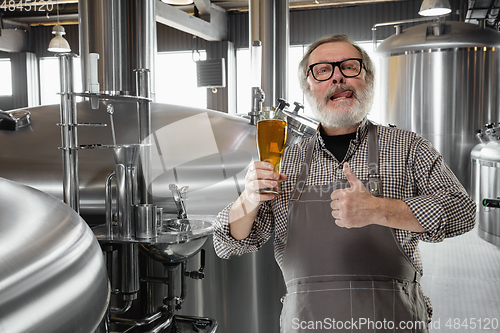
[257,119,287,194]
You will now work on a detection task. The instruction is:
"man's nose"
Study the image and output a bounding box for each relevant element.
[331,65,345,84]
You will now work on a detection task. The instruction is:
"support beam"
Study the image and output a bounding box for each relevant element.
[155,0,227,41]
[0,19,29,52]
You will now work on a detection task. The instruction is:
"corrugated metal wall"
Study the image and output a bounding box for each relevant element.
[230,0,461,49]
[27,0,462,55]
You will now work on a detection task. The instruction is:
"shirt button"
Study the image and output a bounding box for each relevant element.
[338,163,343,170]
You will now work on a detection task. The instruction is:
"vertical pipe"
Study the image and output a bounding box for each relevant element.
[116,164,132,239]
[135,69,153,205]
[276,0,289,101]
[250,0,276,109]
[132,0,156,100]
[260,0,276,109]
[58,53,80,213]
[120,243,139,300]
[80,0,156,96]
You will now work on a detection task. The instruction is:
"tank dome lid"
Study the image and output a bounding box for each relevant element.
[480,140,500,163]
[377,21,500,55]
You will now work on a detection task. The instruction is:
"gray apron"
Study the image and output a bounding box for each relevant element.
[281,122,428,332]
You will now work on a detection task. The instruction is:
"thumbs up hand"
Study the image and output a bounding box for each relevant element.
[330,162,381,228]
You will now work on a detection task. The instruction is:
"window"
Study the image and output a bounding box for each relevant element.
[155,51,207,109]
[0,59,13,96]
[235,49,250,115]
[39,57,82,105]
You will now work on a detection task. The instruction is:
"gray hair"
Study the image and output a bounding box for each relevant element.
[298,34,375,92]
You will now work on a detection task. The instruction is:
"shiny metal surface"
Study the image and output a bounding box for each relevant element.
[376,21,500,192]
[0,109,31,130]
[138,218,213,263]
[0,177,109,333]
[79,0,156,96]
[283,109,319,146]
[472,126,500,246]
[0,102,255,221]
[0,102,285,332]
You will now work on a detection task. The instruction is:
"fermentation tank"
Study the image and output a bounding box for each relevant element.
[376,21,500,193]
[0,177,109,333]
[0,100,286,332]
[471,123,500,247]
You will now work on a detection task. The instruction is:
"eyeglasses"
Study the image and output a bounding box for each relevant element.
[307,58,364,81]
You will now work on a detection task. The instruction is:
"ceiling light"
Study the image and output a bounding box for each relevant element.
[160,0,194,5]
[48,24,71,53]
[47,2,71,53]
[418,0,452,16]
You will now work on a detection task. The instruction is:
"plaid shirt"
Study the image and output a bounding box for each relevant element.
[213,118,476,314]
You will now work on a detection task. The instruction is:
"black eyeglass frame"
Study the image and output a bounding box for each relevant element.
[306,58,364,81]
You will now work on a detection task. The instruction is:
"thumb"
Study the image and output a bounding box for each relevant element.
[343,162,362,188]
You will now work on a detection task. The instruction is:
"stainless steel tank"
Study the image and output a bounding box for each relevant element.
[471,123,500,247]
[0,177,109,333]
[0,101,285,332]
[376,21,500,192]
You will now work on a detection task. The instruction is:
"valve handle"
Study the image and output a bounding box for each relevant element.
[483,198,500,208]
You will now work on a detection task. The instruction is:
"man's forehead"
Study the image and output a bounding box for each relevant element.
[309,42,361,63]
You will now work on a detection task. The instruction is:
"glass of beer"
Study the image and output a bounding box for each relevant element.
[256,108,287,194]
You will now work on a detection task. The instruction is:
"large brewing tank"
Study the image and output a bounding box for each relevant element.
[471,124,500,246]
[376,21,500,192]
[0,102,285,332]
[0,177,109,333]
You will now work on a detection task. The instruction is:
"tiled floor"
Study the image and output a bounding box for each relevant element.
[419,227,500,332]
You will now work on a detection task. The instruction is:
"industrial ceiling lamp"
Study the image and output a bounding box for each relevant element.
[160,0,194,4]
[48,24,71,52]
[418,0,452,16]
[48,2,71,53]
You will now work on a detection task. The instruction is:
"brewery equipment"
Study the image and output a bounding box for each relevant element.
[376,20,500,193]
[275,98,319,147]
[0,0,305,331]
[471,123,500,247]
[0,177,109,333]
[55,49,221,331]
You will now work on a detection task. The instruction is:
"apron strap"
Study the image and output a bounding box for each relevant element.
[290,137,316,201]
[367,121,383,197]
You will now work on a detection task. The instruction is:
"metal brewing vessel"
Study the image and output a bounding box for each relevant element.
[376,21,500,193]
[0,101,285,332]
[0,177,109,333]
[471,124,500,247]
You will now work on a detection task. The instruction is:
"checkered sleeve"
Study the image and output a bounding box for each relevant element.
[213,200,276,259]
[403,138,477,242]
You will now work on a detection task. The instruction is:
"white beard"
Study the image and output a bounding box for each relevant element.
[306,83,373,129]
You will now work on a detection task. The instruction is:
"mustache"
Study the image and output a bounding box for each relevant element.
[323,84,358,103]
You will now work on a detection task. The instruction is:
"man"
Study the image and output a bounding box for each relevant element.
[213,34,476,332]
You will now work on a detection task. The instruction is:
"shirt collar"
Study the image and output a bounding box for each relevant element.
[315,117,370,148]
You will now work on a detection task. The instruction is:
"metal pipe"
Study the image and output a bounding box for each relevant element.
[116,164,132,239]
[105,170,116,239]
[120,243,139,300]
[58,53,80,213]
[135,69,153,205]
[111,310,164,326]
[110,300,133,315]
[250,0,276,110]
[276,0,289,101]
[371,16,444,51]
